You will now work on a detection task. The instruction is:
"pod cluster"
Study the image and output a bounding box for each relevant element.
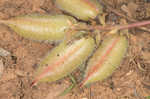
[0,0,128,87]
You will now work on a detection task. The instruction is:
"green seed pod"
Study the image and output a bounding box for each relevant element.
[81,34,128,86]
[55,0,103,21]
[32,36,95,86]
[0,14,76,42]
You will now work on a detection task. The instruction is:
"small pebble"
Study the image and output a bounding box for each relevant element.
[0,48,10,56]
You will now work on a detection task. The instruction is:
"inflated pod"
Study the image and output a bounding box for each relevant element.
[81,34,128,86]
[32,36,95,86]
[0,14,76,42]
[55,0,103,21]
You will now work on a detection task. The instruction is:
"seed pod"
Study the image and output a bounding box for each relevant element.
[81,34,128,86]
[0,14,76,42]
[32,36,95,86]
[55,0,103,21]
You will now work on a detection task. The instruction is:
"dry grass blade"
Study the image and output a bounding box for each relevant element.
[59,74,76,96]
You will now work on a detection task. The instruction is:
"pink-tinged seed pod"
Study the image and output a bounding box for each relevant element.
[55,0,103,21]
[31,36,95,86]
[0,14,76,42]
[81,34,128,86]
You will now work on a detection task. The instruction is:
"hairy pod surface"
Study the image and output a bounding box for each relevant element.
[55,0,103,21]
[0,14,76,42]
[81,34,128,86]
[32,36,95,85]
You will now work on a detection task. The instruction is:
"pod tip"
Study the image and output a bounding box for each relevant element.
[79,79,87,88]
[30,79,38,87]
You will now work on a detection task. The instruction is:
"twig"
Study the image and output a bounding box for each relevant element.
[118,20,150,30]
[89,87,92,99]
[75,20,150,32]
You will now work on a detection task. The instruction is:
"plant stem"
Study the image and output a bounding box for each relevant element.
[118,20,150,30]
[75,20,150,32]
[58,74,76,96]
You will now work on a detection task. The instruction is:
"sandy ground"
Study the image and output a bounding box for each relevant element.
[0,0,150,99]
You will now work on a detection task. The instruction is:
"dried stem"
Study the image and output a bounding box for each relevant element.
[74,20,150,32]
[118,20,150,30]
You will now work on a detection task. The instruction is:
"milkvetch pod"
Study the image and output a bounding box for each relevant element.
[0,14,77,42]
[31,36,95,86]
[55,0,103,21]
[81,34,128,86]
